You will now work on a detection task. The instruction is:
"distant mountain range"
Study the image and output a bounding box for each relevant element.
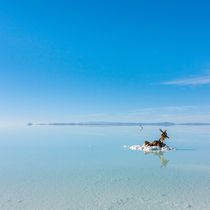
[27,121,210,126]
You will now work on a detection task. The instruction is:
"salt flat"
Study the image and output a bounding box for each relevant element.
[0,125,210,210]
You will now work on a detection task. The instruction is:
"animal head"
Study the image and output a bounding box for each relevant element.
[159,129,169,142]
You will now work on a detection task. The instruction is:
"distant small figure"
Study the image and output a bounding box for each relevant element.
[139,125,143,132]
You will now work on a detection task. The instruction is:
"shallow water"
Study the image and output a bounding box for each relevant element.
[0,125,210,210]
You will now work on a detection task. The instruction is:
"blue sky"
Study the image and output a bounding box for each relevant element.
[0,0,210,125]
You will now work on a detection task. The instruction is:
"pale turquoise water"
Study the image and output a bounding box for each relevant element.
[0,125,210,210]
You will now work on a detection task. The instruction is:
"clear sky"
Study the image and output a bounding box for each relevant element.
[1,0,210,125]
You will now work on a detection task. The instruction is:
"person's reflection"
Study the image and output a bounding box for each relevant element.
[144,150,169,168]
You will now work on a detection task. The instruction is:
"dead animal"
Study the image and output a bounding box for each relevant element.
[144,129,169,148]
[159,129,169,142]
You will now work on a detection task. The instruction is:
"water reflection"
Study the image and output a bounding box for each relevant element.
[144,151,169,168]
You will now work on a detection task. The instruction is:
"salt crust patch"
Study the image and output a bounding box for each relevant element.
[123,144,175,152]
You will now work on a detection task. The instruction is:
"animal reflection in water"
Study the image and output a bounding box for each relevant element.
[144,150,169,168]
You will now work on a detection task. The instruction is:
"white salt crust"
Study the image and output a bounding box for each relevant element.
[124,143,175,152]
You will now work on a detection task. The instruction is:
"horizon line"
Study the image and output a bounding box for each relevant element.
[27,121,210,126]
